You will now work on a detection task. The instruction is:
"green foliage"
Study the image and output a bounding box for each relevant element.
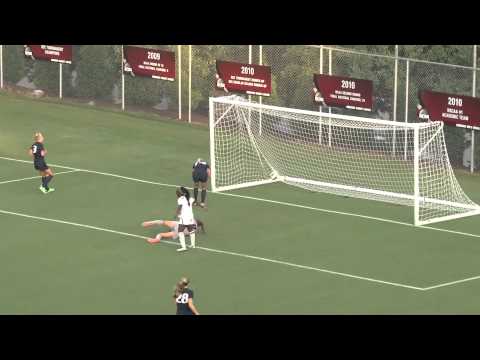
[74,45,120,100]
[32,61,60,95]
[3,45,25,84]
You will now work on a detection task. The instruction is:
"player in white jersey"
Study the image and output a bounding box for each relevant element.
[175,187,197,252]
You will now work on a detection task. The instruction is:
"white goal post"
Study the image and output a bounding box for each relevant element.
[209,95,480,226]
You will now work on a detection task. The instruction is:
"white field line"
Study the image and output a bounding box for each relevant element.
[3,156,480,290]
[0,170,79,185]
[1,155,480,239]
[0,208,424,291]
[423,275,480,291]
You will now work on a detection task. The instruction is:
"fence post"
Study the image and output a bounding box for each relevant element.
[259,45,262,135]
[404,59,409,160]
[178,45,182,120]
[328,48,332,147]
[471,44,477,173]
[0,45,3,89]
[248,45,252,124]
[121,45,125,111]
[392,45,398,156]
[319,45,323,145]
[188,45,192,124]
[59,63,63,99]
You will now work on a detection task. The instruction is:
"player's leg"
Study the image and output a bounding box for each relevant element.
[142,220,165,228]
[192,181,200,205]
[188,224,197,249]
[176,224,188,252]
[200,181,208,208]
[147,231,176,244]
[43,167,54,192]
[38,169,48,193]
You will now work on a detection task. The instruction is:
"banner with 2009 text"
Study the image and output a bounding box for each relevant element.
[123,46,175,81]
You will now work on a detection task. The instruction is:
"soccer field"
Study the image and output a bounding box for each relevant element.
[1,92,480,314]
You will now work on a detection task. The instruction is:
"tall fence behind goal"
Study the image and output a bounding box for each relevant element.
[0,45,478,171]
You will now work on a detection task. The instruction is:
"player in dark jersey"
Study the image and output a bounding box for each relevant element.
[173,277,199,315]
[28,132,55,194]
[192,158,211,208]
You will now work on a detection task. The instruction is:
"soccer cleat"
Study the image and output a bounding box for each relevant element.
[46,187,55,193]
[39,186,48,194]
[176,247,188,252]
[199,203,206,208]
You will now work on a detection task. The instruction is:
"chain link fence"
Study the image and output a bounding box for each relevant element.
[188,45,250,124]
[0,44,479,171]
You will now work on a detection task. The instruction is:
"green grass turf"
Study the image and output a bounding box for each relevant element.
[1,91,480,314]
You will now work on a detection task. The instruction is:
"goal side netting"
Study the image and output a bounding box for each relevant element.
[209,95,480,226]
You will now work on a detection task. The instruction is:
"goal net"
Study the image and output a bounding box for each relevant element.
[209,95,480,226]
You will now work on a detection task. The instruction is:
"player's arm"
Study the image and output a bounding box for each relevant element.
[188,298,200,315]
[176,204,182,218]
[28,148,33,157]
[41,149,47,157]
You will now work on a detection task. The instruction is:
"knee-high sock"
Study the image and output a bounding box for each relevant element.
[190,232,196,248]
[44,175,53,190]
[41,176,47,188]
[194,188,199,202]
[201,189,207,203]
[178,232,186,249]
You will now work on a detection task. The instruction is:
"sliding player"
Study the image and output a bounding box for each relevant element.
[142,218,205,243]
[192,158,210,208]
[28,132,55,194]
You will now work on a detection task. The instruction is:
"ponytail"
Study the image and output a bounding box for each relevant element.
[180,186,191,206]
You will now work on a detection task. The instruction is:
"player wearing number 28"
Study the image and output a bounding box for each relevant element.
[174,277,199,315]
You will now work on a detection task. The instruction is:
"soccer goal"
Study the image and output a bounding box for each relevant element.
[209,95,480,226]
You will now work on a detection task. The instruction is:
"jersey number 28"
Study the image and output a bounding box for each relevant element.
[176,293,189,304]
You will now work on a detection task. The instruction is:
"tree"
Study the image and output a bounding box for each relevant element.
[74,45,120,100]
[3,45,25,84]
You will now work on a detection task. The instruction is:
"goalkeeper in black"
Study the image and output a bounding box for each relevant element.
[192,158,210,208]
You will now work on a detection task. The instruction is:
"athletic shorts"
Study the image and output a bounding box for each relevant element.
[192,173,208,183]
[34,159,49,171]
[178,223,197,234]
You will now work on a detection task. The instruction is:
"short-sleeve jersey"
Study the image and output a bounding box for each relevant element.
[192,159,210,177]
[177,196,195,225]
[175,288,195,315]
[31,142,45,160]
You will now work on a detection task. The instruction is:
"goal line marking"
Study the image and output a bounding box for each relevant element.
[2,155,480,290]
[1,156,480,240]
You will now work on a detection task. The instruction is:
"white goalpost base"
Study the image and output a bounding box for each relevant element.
[209,95,480,226]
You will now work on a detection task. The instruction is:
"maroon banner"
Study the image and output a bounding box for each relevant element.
[418,90,480,130]
[216,60,271,96]
[313,74,373,111]
[123,46,175,81]
[24,45,72,64]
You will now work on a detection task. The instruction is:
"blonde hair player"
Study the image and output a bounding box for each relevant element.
[173,277,199,315]
[28,132,55,194]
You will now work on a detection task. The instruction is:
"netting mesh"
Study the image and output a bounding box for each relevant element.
[212,96,480,225]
